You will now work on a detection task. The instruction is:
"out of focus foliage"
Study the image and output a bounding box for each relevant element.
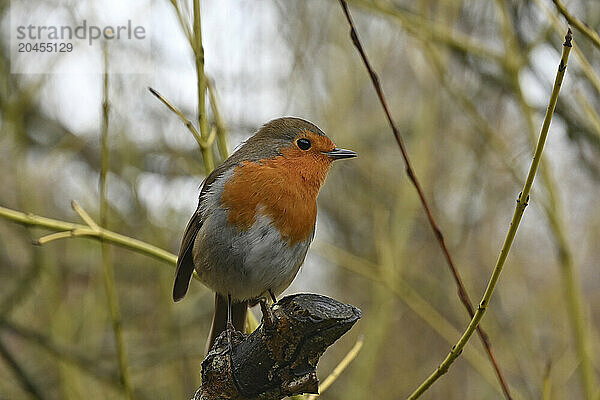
[1,0,599,399]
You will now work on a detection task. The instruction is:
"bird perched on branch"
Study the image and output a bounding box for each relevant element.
[173,117,357,349]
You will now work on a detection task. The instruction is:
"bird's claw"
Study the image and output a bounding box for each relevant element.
[260,297,276,329]
[225,321,236,355]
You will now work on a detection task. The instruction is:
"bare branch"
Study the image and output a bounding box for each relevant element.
[407,28,573,400]
[336,1,513,397]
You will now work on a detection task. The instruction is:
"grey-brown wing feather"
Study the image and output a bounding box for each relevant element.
[172,208,203,301]
[172,156,242,302]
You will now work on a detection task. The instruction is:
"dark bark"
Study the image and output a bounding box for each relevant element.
[194,293,361,400]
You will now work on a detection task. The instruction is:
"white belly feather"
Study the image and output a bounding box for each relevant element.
[192,170,313,300]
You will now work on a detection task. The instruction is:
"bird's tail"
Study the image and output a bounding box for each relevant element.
[205,293,248,353]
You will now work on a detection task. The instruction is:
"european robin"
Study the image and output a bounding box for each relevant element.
[173,117,356,349]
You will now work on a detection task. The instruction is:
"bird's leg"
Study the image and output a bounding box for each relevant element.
[268,289,277,304]
[226,293,235,354]
[260,291,276,329]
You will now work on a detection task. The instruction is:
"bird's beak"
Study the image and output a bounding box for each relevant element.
[323,148,357,160]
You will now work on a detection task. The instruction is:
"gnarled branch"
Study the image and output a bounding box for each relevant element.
[195,294,361,400]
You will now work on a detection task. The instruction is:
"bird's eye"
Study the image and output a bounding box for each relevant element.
[297,138,311,150]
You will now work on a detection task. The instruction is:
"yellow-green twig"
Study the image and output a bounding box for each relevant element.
[72,199,99,230]
[542,362,552,400]
[305,336,364,399]
[500,5,597,393]
[338,1,513,397]
[168,0,193,46]
[407,29,573,400]
[552,0,600,50]
[207,79,229,160]
[315,241,527,399]
[575,89,600,137]
[100,52,134,400]
[163,0,218,169]
[535,0,600,94]
[0,204,178,266]
[36,230,78,245]
[192,0,214,172]
[148,87,209,149]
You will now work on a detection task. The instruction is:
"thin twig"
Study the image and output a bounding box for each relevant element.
[148,87,206,149]
[542,362,552,400]
[192,0,214,171]
[0,204,178,265]
[168,0,193,46]
[336,1,513,397]
[407,28,573,399]
[496,2,597,395]
[535,0,600,94]
[165,0,254,334]
[315,241,527,399]
[305,336,364,399]
[162,1,218,168]
[100,49,134,400]
[71,199,99,230]
[552,0,600,49]
[206,79,229,160]
[576,90,600,136]
[36,230,77,245]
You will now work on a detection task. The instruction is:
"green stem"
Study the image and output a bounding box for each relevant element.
[552,0,600,50]
[547,205,596,400]
[207,79,229,160]
[148,87,206,149]
[407,29,573,400]
[316,241,524,398]
[535,0,600,95]
[193,0,214,172]
[100,49,134,400]
[504,8,597,394]
[542,363,552,400]
[338,1,514,397]
[0,205,178,265]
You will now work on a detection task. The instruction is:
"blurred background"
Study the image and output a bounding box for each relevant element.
[1,0,599,399]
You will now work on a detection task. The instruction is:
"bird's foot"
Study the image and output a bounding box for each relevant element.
[226,320,236,355]
[268,289,277,304]
[259,297,276,330]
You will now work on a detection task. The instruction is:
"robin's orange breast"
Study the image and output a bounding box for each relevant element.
[221,147,331,245]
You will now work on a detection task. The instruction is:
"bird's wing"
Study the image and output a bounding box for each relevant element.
[172,206,203,301]
[172,154,243,301]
